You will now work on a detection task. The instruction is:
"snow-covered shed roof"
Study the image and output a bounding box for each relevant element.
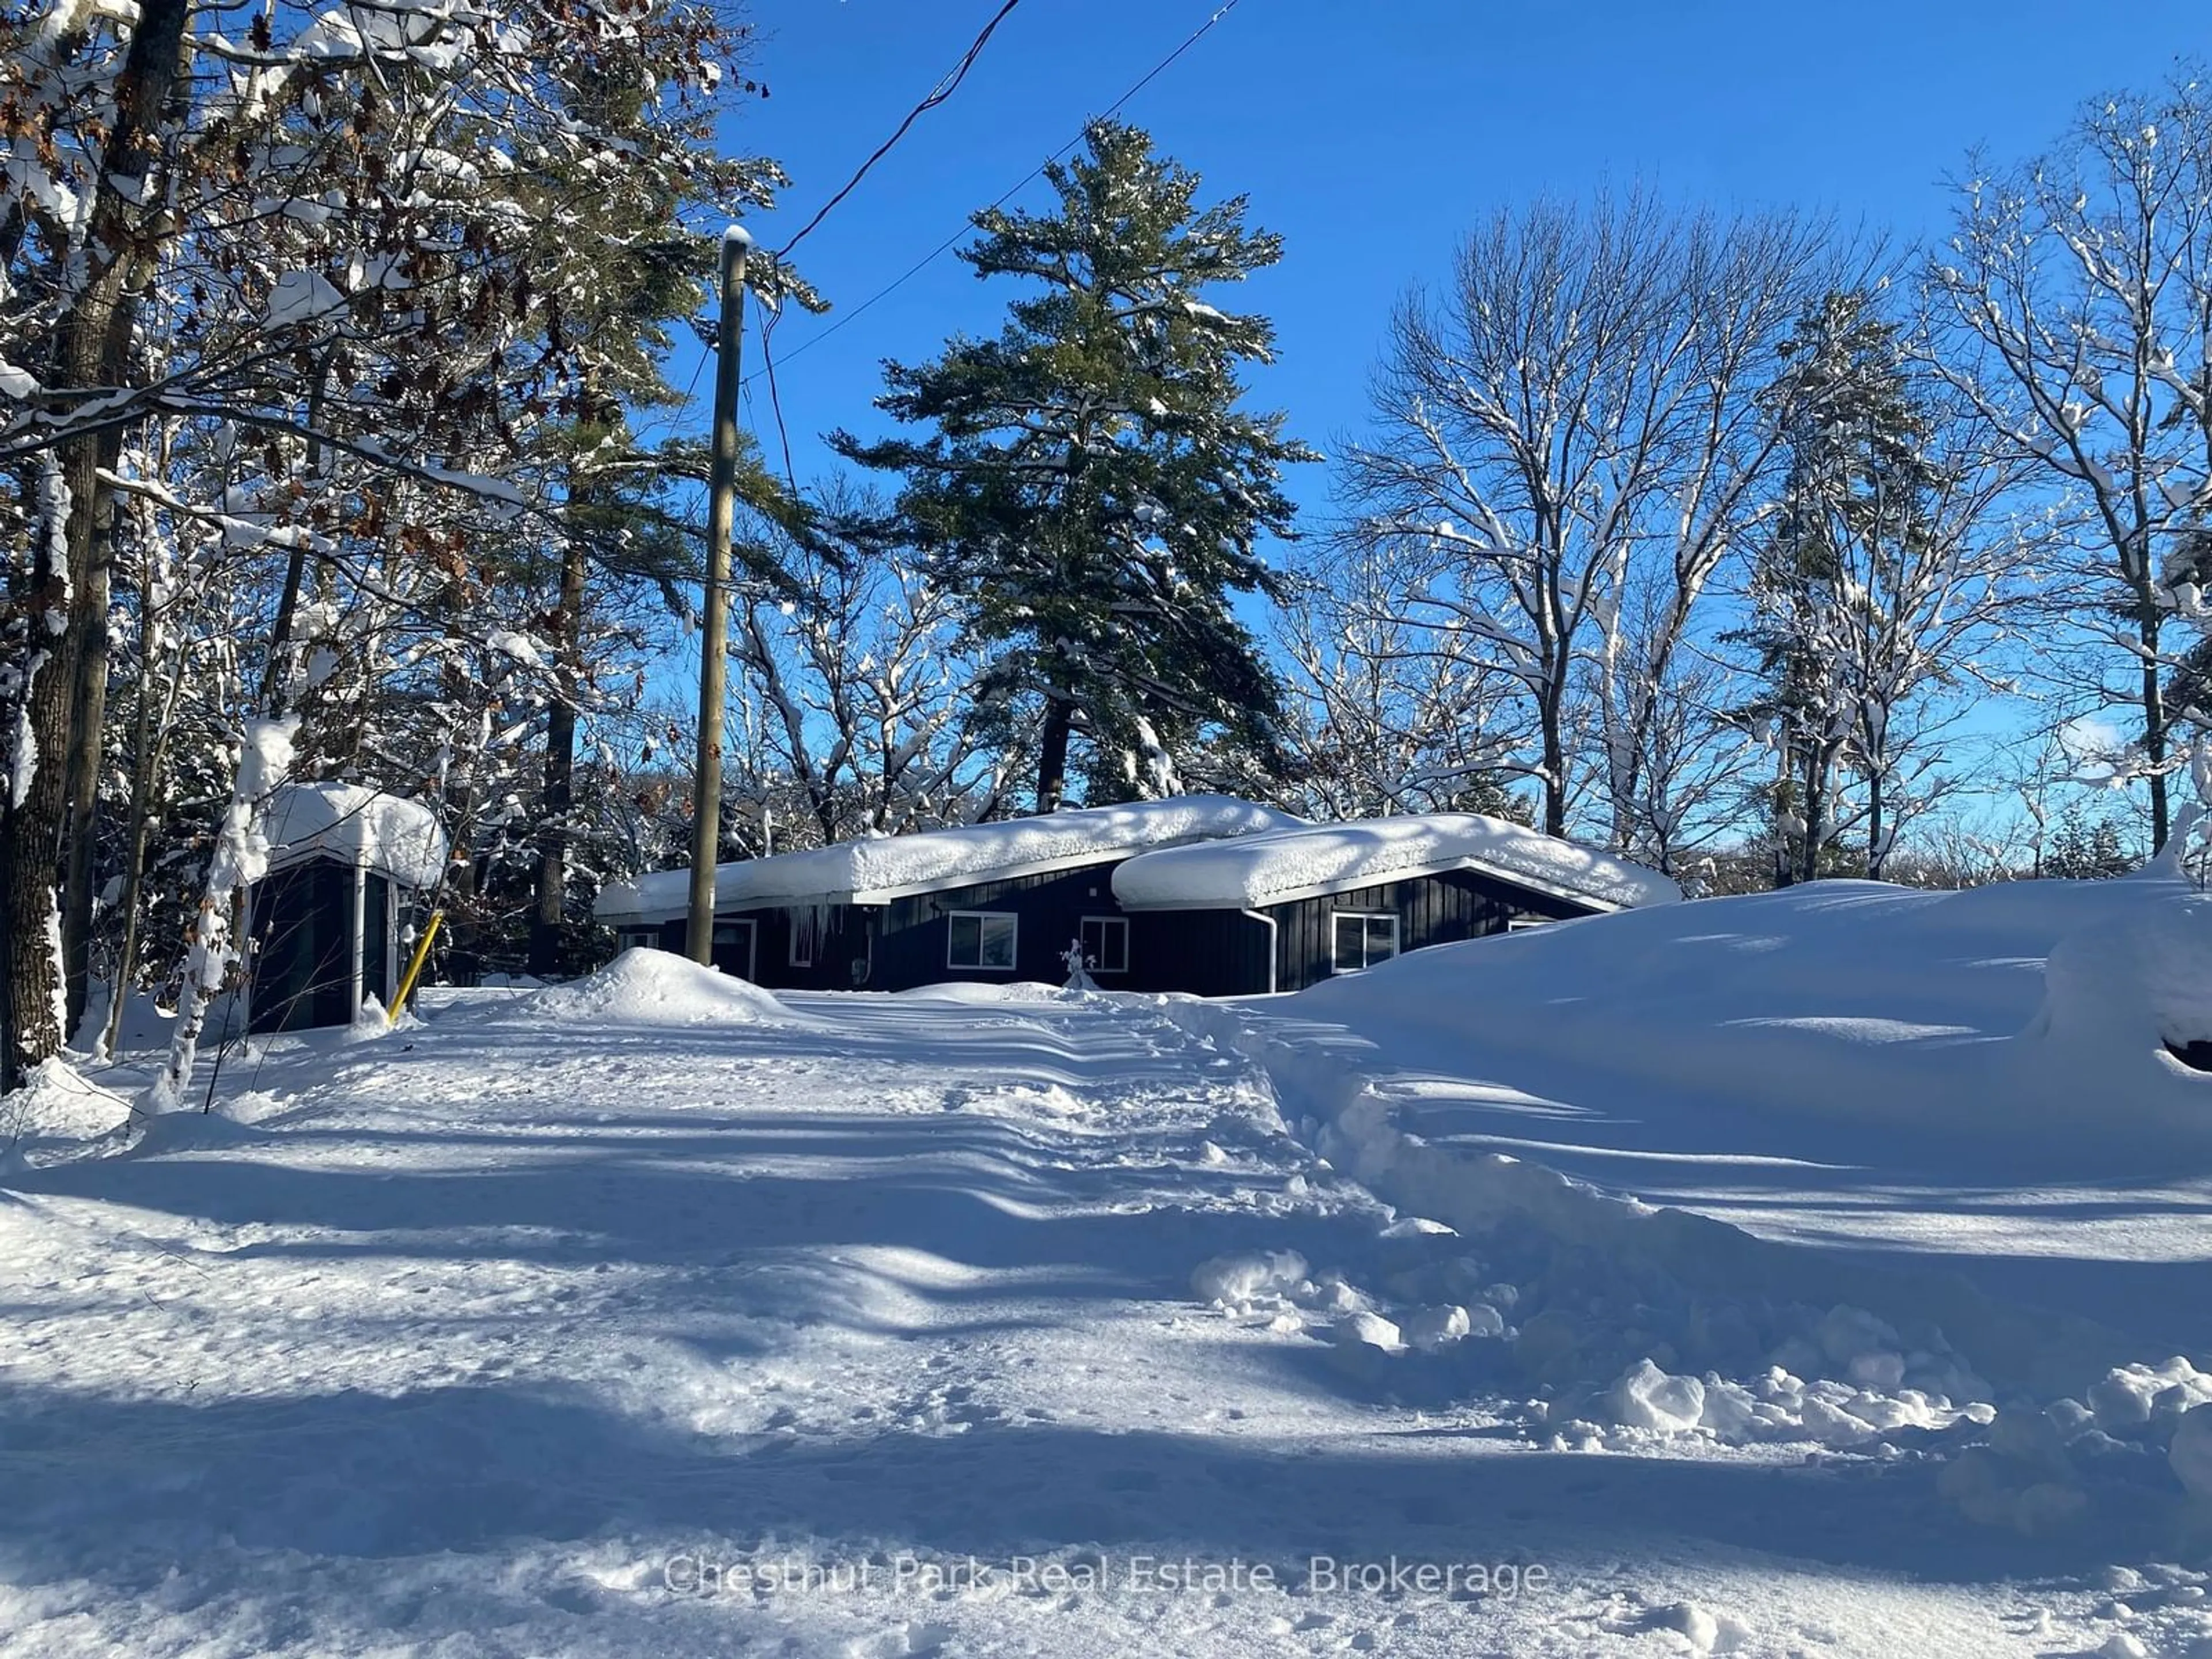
[1111,813,1682,915]
[264,783,448,891]
[594,795,1306,924]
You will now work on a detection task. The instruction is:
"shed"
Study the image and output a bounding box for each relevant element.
[247,783,447,1033]
[592,795,1303,993]
[1110,814,1681,994]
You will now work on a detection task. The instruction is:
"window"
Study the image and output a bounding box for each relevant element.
[947,911,1018,971]
[1331,911,1400,974]
[1078,915,1130,974]
[617,927,659,953]
[789,915,815,969]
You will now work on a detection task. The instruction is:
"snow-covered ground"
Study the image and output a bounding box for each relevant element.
[5,875,2212,1657]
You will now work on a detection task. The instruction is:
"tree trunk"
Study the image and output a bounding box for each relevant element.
[146,717,296,1112]
[259,352,329,718]
[1036,692,1074,813]
[1771,725,1798,890]
[2,459,75,1090]
[0,0,191,1089]
[1800,738,1840,887]
[1866,766,1885,881]
[2142,602,2170,851]
[529,532,588,977]
[100,513,173,1060]
[1536,677,1568,838]
[61,491,116,1035]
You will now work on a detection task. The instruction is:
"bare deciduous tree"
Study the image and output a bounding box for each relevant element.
[1931,73,2212,850]
[1339,192,1849,861]
[733,499,1024,847]
[1275,536,1536,821]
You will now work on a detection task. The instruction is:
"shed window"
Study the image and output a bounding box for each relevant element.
[617,927,659,953]
[1078,915,1130,974]
[1331,911,1400,974]
[947,911,1018,971]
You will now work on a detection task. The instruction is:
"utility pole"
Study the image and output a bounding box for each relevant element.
[688,225,751,965]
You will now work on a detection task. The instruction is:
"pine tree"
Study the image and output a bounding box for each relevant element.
[833,121,1315,811]
[1730,290,1944,884]
[2040,804,2137,880]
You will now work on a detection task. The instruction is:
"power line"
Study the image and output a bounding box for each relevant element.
[773,0,1025,263]
[641,2,1025,452]
[744,0,1248,392]
[760,306,798,495]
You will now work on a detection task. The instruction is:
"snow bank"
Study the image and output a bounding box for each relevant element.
[594,795,1304,923]
[1166,869,2212,1466]
[521,948,787,1027]
[1,1058,132,1164]
[1115,812,1680,912]
[264,782,447,889]
[1923,1354,2212,1535]
[1289,870,2212,1149]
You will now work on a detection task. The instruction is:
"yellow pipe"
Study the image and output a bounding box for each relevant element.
[389,908,445,1024]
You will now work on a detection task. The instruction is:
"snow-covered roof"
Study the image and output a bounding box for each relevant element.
[594,795,1306,923]
[263,783,448,890]
[1112,813,1681,914]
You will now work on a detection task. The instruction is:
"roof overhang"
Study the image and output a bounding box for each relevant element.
[750,843,1141,910]
[599,835,1247,925]
[1114,853,1624,916]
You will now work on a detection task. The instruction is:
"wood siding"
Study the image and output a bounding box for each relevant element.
[631,859,1601,997]
[1260,868,1594,994]
[865,863,1127,991]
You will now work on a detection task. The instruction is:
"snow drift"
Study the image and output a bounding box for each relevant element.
[1,1058,132,1165]
[520,949,788,1027]
[1166,867,2212,1479]
[1289,869,2212,1153]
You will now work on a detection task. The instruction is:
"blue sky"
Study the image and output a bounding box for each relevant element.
[685,0,2209,518]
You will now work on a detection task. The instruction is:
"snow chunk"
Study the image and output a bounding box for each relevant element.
[1642,1601,1752,1654]
[1403,1304,1473,1350]
[524,949,786,1028]
[264,270,347,325]
[1191,1249,1309,1309]
[1378,1214,1456,1238]
[1334,1310,1404,1352]
[485,628,543,668]
[2091,1357,2212,1432]
[264,783,447,889]
[1608,1358,1707,1434]
[1113,812,1680,914]
[2168,1407,2212,1504]
[597,794,1304,922]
